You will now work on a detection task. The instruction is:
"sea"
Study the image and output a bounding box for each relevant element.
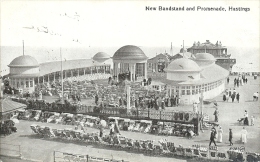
[1,46,259,76]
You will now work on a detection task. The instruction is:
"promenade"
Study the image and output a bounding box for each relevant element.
[1,75,259,162]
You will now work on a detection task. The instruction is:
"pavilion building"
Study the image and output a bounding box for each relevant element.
[147,49,195,73]
[163,53,229,105]
[112,45,148,82]
[8,55,40,93]
[187,40,236,71]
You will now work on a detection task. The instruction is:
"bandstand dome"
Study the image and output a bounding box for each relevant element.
[167,58,201,72]
[8,55,39,67]
[113,45,148,60]
[195,53,216,61]
[93,52,110,61]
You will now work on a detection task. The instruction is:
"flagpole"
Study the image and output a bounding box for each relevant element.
[60,47,64,103]
[183,40,184,57]
[23,40,24,56]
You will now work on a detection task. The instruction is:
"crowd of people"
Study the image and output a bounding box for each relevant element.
[222,88,240,103]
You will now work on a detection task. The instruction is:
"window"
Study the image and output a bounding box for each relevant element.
[26,81,29,88]
[187,90,190,95]
[136,63,144,77]
[192,90,195,95]
[30,81,33,87]
[182,90,185,95]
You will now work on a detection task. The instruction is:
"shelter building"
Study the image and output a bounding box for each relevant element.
[7,52,112,93]
[163,53,229,105]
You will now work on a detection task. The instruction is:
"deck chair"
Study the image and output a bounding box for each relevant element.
[75,131,83,140]
[64,128,72,140]
[112,136,121,149]
[160,142,170,155]
[125,138,134,150]
[153,145,163,156]
[146,140,154,156]
[30,124,39,134]
[200,147,209,159]
[217,152,227,161]
[133,140,142,152]
[167,142,175,154]
[175,147,185,156]
[185,148,194,158]
[119,136,127,149]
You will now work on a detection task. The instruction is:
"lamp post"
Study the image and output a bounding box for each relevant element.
[198,88,204,135]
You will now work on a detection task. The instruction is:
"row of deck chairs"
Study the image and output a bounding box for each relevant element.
[30,124,228,161]
[62,153,127,162]
[66,74,111,82]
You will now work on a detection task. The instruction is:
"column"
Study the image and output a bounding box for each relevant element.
[127,85,131,110]
[54,73,56,82]
[133,64,136,82]
[48,74,50,82]
[65,71,67,78]
[38,77,39,84]
[71,70,73,77]
[169,87,172,97]
[32,78,35,91]
[43,76,45,83]
[130,64,133,81]
[84,69,85,75]
[78,69,80,77]
[144,62,147,79]
[113,63,116,76]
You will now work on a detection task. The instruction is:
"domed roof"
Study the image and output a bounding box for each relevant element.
[113,45,148,60]
[93,52,110,61]
[8,55,39,67]
[167,58,201,72]
[195,53,216,61]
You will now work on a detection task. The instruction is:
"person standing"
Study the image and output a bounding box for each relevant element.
[95,94,99,105]
[213,105,219,122]
[223,93,226,102]
[251,116,255,126]
[236,93,240,103]
[193,102,198,114]
[244,110,249,126]
[229,89,232,98]
[227,77,230,84]
[217,126,223,143]
[209,129,217,146]
[241,127,248,144]
[229,129,233,146]
[231,93,235,103]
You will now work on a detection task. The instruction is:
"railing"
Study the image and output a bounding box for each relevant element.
[53,150,127,162]
[12,98,197,123]
[0,143,22,157]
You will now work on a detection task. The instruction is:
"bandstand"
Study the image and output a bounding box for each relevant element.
[112,45,148,82]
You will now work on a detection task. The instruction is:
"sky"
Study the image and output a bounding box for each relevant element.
[0,1,259,75]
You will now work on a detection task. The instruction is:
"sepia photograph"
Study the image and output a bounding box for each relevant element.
[0,1,259,162]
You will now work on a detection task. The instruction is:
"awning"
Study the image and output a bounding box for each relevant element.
[0,99,27,114]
